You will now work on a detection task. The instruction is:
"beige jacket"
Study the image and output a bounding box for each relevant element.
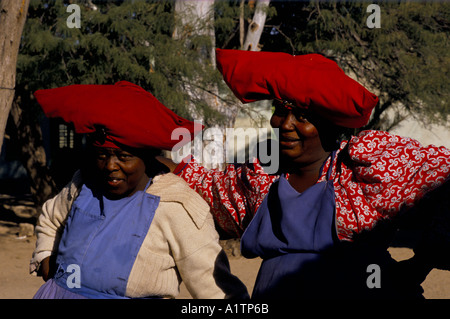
[30,172,248,299]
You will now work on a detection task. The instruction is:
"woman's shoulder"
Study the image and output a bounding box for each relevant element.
[147,173,210,229]
[151,172,193,188]
[348,129,422,148]
[149,172,204,199]
[345,129,449,161]
[341,129,424,162]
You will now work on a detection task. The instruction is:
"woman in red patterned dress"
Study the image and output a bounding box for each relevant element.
[169,49,450,299]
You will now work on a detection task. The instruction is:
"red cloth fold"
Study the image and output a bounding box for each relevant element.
[216,48,378,128]
[34,81,203,150]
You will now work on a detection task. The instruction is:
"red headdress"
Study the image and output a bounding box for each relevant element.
[34,81,202,150]
[216,49,378,128]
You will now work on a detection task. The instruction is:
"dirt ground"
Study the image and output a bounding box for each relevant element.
[1,219,449,299]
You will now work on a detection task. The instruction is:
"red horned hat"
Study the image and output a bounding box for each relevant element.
[34,81,202,150]
[216,48,378,128]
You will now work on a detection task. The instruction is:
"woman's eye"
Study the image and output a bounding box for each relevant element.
[273,105,289,116]
[118,154,132,161]
[294,112,305,120]
[292,109,308,121]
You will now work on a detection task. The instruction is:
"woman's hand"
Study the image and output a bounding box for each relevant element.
[40,255,57,281]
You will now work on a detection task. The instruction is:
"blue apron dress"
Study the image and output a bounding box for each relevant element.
[241,152,423,299]
[34,179,160,299]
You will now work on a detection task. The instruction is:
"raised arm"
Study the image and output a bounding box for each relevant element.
[348,130,450,214]
[348,130,450,272]
[173,156,279,237]
[333,130,450,241]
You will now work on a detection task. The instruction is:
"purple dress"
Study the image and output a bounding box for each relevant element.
[34,179,159,299]
[241,152,423,299]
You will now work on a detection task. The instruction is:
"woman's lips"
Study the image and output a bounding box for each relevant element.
[280,136,301,148]
[106,177,124,187]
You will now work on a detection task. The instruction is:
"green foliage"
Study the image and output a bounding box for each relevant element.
[260,1,449,128]
[17,0,449,130]
[214,0,249,49]
[214,0,276,49]
[17,0,221,122]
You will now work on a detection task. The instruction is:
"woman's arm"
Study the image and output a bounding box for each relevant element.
[334,130,450,241]
[142,173,249,299]
[172,155,279,237]
[172,211,249,299]
[30,171,83,277]
[348,130,450,215]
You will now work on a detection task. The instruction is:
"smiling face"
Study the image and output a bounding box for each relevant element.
[93,147,150,199]
[270,99,329,169]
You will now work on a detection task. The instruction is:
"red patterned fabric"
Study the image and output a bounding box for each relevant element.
[174,158,278,237]
[175,130,450,240]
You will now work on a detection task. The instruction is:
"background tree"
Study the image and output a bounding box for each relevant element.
[10,0,224,209]
[258,0,450,133]
[7,0,272,207]
[3,0,449,215]
[172,0,273,168]
[242,0,271,51]
[0,0,30,155]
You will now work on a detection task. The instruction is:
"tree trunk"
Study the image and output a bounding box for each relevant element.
[0,0,30,155]
[173,0,270,168]
[173,0,236,169]
[242,0,270,51]
[9,100,58,217]
[239,0,245,48]
[173,0,219,110]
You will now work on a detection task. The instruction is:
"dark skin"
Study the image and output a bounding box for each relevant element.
[157,100,332,193]
[40,147,150,281]
[92,147,150,199]
[270,99,330,193]
[155,99,433,292]
[270,100,433,287]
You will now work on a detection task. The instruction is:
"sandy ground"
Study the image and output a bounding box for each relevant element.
[1,219,449,299]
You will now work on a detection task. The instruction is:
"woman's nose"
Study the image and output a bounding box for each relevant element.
[280,112,296,130]
[105,156,120,171]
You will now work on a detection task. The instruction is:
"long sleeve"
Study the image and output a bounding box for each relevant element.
[174,155,279,237]
[174,131,450,243]
[128,173,249,299]
[30,171,83,275]
[173,212,249,299]
[334,130,450,241]
[348,130,450,215]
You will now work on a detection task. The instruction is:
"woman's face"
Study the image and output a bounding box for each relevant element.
[270,100,327,167]
[93,147,149,198]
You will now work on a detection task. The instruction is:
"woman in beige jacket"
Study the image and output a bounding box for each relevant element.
[30,81,248,299]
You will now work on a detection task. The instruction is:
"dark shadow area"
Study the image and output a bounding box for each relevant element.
[0,178,32,197]
[0,178,37,226]
[389,228,423,248]
[390,180,450,253]
[0,204,36,225]
[250,242,427,300]
[213,250,250,299]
